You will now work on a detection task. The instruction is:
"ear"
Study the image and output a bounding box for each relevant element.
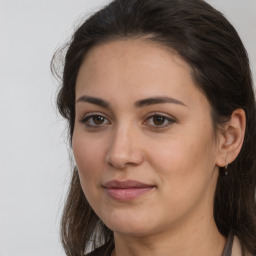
[216,108,246,167]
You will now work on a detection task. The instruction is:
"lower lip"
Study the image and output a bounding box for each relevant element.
[105,187,154,201]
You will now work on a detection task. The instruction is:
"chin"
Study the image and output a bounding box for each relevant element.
[101,212,160,237]
[110,225,153,237]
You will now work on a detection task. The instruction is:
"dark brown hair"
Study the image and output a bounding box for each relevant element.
[52,0,256,255]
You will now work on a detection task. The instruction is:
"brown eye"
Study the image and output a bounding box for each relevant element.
[144,114,176,128]
[152,115,166,125]
[93,115,105,125]
[80,114,110,128]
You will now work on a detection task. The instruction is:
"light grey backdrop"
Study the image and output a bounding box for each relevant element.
[0,0,255,255]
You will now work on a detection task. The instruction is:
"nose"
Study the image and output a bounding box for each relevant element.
[105,124,144,169]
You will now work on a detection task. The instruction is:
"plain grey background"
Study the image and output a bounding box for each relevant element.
[0,0,255,255]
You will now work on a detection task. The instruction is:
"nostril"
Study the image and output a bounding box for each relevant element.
[105,149,144,169]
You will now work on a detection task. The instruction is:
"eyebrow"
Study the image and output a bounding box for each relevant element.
[76,95,109,108]
[135,96,187,108]
[76,95,187,108]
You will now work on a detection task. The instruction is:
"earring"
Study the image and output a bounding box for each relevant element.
[224,162,228,176]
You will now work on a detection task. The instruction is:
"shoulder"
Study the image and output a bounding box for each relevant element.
[231,236,242,256]
[231,236,255,256]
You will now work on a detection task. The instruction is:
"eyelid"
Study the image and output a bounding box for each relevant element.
[143,112,176,128]
[78,111,176,129]
[79,111,109,120]
[79,112,111,127]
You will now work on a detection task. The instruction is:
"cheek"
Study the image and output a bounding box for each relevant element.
[148,128,217,198]
[72,131,106,194]
[151,134,215,171]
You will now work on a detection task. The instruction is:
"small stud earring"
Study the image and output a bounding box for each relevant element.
[224,162,228,176]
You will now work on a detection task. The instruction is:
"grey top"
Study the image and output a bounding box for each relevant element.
[222,233,234,256]
[86,233,234,256]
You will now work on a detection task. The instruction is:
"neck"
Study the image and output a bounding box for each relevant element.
[112,213,226,256]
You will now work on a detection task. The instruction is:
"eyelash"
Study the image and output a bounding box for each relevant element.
[143,113,176,128]
[80,113,176,129]
[80,113,110,128]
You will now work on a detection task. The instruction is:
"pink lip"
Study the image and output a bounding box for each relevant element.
[103,180,155,201]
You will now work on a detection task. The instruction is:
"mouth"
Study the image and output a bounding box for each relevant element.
[103,180,155,201]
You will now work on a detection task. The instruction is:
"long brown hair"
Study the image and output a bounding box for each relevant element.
[52,0,256,255]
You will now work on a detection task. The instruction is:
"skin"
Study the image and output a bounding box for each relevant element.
[72,39,245,256]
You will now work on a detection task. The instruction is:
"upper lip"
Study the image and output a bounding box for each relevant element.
[103,180,154,189]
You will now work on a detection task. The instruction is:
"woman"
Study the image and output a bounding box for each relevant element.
[52,0,256,255]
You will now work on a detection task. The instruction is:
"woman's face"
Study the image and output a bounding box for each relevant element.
[73,39,222,236]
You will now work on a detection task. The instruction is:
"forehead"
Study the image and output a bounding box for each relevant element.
[75,39,208,109]
[78,39,191,80]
